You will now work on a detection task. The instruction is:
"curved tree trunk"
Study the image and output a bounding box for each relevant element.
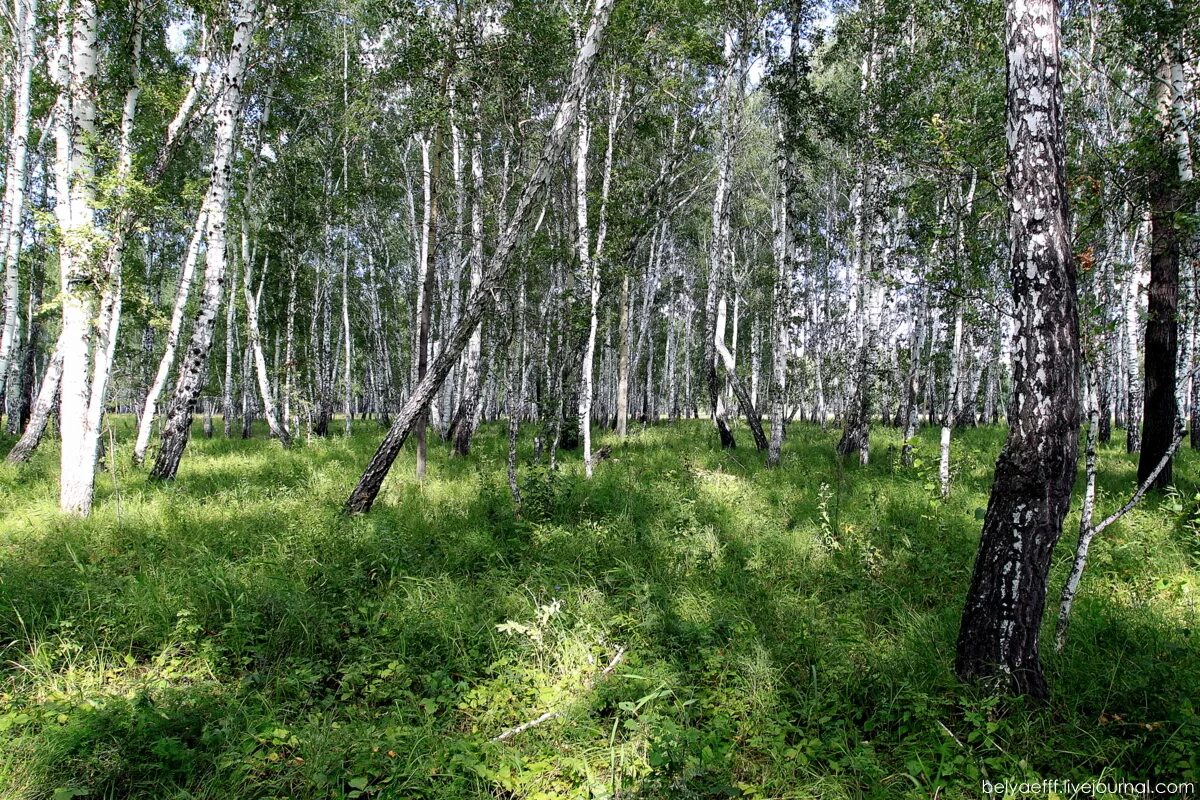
[242,246,291,446]
[716,294,768,451]
[6,343,63,464]
[152,0,260,481]
[955,0,1080,699]
[704,30,742,450]
[133,208,206,464]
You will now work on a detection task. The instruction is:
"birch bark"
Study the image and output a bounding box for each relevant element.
[152,0,261,480]
[345,0,615,513]
[450,97,486,455]
[242,235,290,444]
[0,0,37,392]
[955,0,1080,698]
[133,209,206,463]
[704,30,741,449]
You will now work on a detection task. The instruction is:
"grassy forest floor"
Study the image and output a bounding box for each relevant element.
[0,417,1198,799]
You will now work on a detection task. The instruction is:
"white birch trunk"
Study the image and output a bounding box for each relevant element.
[223,262,238,437]
[767,146,791,468]
[939,303,963,498]
[133,208,206,463]
[450,98,486,455]
[242,229,290,445]
[575,104,600,476]
[0,0,37,391]
[152,0,260,480]
[341,23,353,435]
[58,0,102,513]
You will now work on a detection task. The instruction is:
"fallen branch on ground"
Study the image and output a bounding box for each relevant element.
[490,646,626,743]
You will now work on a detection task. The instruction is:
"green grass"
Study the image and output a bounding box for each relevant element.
[0,417,1197,799]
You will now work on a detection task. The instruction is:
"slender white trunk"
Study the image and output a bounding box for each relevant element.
[768,145,791,467]
[939,303,963,498]
[242,227,290,445]
[575,97,598,476]
[615,274,631,436]
[342,232,352,434]
[704,29,741,448]
[1124,221,1145,452]
[0,0,37,391]
[451,97,486,455]
[938,173,976,497]
[223,262,238,437]
[283,261,297,432]
[414,130,440,480]
[341,22,353,435]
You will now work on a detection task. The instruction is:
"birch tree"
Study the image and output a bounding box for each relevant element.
[152,0,262,480]
[344,0,615,513]
[0,0,37,395]
[955,0,1080,699]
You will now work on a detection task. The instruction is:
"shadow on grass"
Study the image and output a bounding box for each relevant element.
[0,418,1197,798]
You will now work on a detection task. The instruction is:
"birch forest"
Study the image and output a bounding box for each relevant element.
[0,0,1198,796]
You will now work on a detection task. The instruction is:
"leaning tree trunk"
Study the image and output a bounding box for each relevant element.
[716,294,768,451]
[133,208,206,464]
[6,343,63,464]
[345,0,615,514]
[955,0,1080,700]
[11,249,44,435]
[151,0,260,481]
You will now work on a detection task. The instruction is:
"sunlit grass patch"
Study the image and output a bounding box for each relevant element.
[0,417,1198,798]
